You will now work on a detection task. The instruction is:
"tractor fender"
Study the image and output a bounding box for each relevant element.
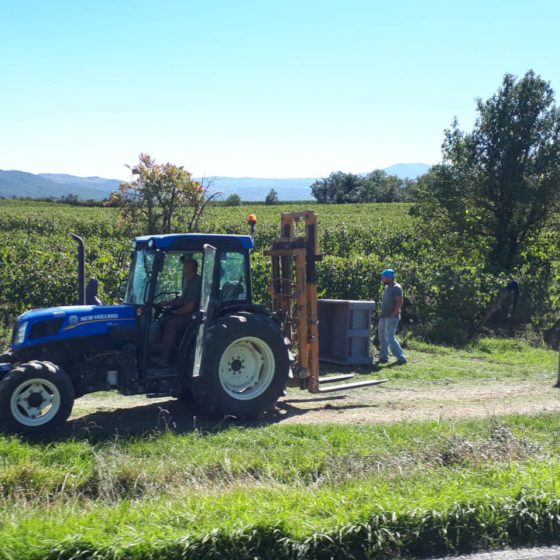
[0,351,16,364]
[0,363,12,379]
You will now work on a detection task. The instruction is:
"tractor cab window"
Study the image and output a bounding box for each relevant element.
[157,253,184,296]
[156,252,202,303]
[219,251,248,301]
[125,250,154,304]
[125,250,202,305]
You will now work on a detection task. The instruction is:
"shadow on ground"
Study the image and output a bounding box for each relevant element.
[34,392,376,443]
[5,365,389,443]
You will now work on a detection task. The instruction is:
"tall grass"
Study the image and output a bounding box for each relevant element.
[1,415,560,557]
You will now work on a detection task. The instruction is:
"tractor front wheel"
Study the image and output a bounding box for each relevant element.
[0,361,74,434]
[193,313,289,419]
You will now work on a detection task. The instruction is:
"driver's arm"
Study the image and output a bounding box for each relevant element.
[162,294,185,307]
[172,300,196,316]
[172,275,202,316]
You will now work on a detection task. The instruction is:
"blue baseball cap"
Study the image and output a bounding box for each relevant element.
[381,268,396,278]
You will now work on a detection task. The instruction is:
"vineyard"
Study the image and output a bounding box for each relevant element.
[3,198,554,347]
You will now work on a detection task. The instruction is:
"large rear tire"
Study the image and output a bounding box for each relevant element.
[0,361,74,434]
[193,313,289,419]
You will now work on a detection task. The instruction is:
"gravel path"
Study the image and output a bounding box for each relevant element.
[68,376,560,434]
[429,547,560,560]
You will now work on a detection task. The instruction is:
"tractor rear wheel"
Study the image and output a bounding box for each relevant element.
[193,313,289,419]
[0,361,74,434]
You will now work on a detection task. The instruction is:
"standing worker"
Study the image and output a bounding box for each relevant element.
[377,268,407,365]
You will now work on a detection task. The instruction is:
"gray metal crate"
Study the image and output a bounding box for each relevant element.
[317,299,376,365]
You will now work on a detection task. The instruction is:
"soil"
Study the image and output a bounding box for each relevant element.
[68,374,560,436]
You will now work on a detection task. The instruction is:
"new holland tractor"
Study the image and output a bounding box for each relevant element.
[0,211,386,434]
[0,232,291,433]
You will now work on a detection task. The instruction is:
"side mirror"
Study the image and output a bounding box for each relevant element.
[118,250,132,271]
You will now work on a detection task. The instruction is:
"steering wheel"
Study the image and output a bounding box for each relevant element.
[153,291,180,320]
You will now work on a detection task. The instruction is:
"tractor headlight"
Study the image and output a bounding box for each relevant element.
[13,321,28,345]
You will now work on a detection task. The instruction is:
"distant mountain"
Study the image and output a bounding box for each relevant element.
[206,164,430,200]
[0,170,117,200]
[0,163,430,201]
[383,163,430,179]
[38,173,121,193]
[206,177,317,201]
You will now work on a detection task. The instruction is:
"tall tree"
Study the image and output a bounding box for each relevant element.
[311,170,409,203]
[112,153,218,234]
[311,172,362,203]
[413,71,560,270]
[265,188,279,205]
[225,193,241,206]
[360,170,408,202]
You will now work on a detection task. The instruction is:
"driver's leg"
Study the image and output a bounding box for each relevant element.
[153,318,167,344]
[160,315,190,365]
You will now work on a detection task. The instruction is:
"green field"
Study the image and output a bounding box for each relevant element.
[0,338,558,559]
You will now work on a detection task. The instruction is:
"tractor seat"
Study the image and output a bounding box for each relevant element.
[220,281,244,301]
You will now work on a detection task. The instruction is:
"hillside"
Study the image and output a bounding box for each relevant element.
[0,170,113,200]
[38,173,121,193]
[208,176,316,200]
[0,164,430,201]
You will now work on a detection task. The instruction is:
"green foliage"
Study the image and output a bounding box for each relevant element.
[265,188,279,205]
[311,171,363,203]
[113,153,216,234]
[311,170,413,203]
[225,193,242,206]
[413,70,560,271]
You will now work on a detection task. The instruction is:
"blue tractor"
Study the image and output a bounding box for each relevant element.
[0,233,290,433]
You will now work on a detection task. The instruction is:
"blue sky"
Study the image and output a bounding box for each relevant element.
[1,0,559,179]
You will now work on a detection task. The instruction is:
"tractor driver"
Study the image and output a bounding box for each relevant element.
[154,257,202,367]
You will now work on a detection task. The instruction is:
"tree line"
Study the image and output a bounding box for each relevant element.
[310,170,415,203]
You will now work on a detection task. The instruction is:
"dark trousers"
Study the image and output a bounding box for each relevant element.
[160,315,192,361]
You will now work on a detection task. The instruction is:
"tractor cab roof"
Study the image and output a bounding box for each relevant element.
[133,233,254,252]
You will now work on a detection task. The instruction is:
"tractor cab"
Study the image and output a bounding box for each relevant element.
[126,235,252,308]
[124,234,254,376]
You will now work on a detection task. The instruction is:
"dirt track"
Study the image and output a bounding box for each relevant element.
[69,374,560,435]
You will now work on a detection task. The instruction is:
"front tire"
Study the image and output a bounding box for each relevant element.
[0,361,74,434]
[193,313,289,419]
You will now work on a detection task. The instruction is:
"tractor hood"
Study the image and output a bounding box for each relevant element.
[12,305,137,350]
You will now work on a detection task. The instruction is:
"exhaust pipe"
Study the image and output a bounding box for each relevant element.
[70,233,86,305]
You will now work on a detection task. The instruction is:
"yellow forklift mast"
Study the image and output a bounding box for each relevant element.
[266,211,387,394]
